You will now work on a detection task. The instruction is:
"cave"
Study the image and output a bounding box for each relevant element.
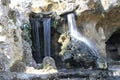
[29,12,62,65]
[1,0,120,79]
[29,13,44,63]
[106,29,120,62]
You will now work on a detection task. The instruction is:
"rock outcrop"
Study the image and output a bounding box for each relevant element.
[0,0,23,70]
[0,0,120,79]
[58,32,107,69]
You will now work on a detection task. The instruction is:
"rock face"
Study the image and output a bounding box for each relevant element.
[0,1,23,70]
[0,0,119,79]
[58,32,107,69]
[0,0,35,71]
[10,60,26,72]
[22,40,36,67]
[0,0,119,77]
[75,6,120,62]
[42,56,57,70]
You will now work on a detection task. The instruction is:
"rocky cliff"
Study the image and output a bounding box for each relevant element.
[0,0,120,79]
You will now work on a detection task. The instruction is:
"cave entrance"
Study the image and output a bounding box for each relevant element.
[29,13,44,63]
[29,12,62,65]
[106,29,120,62]
[29,12,53,63]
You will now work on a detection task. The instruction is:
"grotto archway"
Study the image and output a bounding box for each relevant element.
[29,12,62,65]
[106,29,120,61]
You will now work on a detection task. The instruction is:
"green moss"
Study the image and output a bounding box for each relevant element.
[21,23,32,45]
[51,18,60,28]
[10,60,26,72]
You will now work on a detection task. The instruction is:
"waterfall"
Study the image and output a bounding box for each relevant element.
[30,18,41,63]
[67,13,98,56]
[43,18,51,56]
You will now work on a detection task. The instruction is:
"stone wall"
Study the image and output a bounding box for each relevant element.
[0,0,24,70]
[0,0,120,70]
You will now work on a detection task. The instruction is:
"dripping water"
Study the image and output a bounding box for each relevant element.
[43,18,51,56]
[67,13,98,57]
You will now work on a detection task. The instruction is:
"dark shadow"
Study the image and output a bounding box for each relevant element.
[106,29,120,61]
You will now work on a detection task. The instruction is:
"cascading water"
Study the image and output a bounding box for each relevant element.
[67,13,98,56]
[30,17,41,63]
[43,18,51,56]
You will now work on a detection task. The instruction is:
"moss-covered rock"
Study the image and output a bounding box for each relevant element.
[10,60,26,72]
[42,57,57,70]
[58,32,107,69]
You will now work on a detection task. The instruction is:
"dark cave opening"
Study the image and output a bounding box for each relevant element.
[29,14,44,63]
[106,30,120,61]
[29,12,62,66]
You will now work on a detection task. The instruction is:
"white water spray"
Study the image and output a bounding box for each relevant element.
[67,13,91,47]
[67,13,98,56]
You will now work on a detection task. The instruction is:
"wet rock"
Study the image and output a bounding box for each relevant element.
[42,56,57,70]
[95,58,108,69]
[22,40,36,67]
[0,72,12,80]
[0,0,119,79]
[10,60,26,72]
[0,62,5,71]
[58,32,107,69]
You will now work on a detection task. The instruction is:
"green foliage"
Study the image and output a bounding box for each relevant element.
[51,19,59,28]
[21,23,32,45]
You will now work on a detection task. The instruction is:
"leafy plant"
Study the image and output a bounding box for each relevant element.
[51,18,59,28]
[21,23,32,45]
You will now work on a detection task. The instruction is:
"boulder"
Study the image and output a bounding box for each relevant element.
[58,32,107,69]
[10,60,26,72]
[42,56,57,70]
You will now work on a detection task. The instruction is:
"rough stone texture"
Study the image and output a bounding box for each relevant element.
[10,60,26,72]
[0,1,23,70]
[75,6,120,58]
[1,69,119,80]
[0,0,120,79]
[22,40,36,67]
[8,0,120,19]
[58,32,107,69]
[42,56,57,70]
[7,0,120,63]
[0,0,36,71]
